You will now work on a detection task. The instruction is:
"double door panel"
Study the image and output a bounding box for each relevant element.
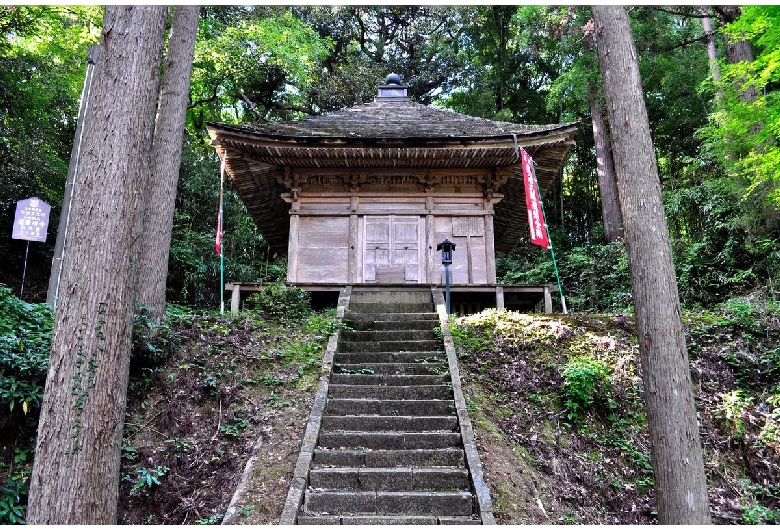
[364,215,420,282]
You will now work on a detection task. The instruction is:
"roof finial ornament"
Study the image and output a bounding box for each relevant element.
[376,73,410,102]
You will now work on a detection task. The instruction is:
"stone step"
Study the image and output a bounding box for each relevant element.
[324,398,454,416]
[329,373,450,386]
[317,431,462,450]
[304,490,473,516]
[321,415,458,432]
[347,302,434,314]
[312,448,466,468]
[345,312,439,324]
[333,362,448,376]
[340,329,439,342]
[334,351,447,364]
[339,339,443,353]
[308,467,469,491]
[328,384,453,400]
[349,289,432,306]
[297,515,481,525]
[373,319,442,331]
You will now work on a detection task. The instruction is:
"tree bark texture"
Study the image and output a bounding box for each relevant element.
[136,5,199,320]
[591,6,711,524]
[27,6,167,524]
[588,87,623,242]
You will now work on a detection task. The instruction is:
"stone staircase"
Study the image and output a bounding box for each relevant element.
[280,287,494,525]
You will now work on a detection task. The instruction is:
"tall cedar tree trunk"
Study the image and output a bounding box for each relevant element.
[591,6,711,524]
[588,86,623,242]
[701,9,720,82]
[136,6,199,320]
[27,6,167,524]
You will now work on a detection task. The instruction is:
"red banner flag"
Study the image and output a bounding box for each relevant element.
[215,198,222,255]
[521,149,550,248]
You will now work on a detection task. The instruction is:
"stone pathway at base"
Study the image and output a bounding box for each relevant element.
[280,287,495,525]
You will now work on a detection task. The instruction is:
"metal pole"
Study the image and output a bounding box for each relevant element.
[20,241,29,299]
[445,263,451,315]
[48,44,99,308]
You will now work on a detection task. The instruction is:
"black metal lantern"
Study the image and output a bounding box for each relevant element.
[437,238,456,265]
[437,238,456,314]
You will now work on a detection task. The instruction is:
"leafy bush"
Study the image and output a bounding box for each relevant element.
[0,284,52,414]
[560,355,612,423]
[0,479,27,524]
[129,465,170,492]
[131,305,179,369]
[497,238,631,313]
[716,389,753,440]
[245,284,311,320]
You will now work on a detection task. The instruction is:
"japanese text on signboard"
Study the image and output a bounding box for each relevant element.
[12,197,51,243]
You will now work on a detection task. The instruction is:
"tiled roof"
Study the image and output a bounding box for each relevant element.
[210,100,574,141]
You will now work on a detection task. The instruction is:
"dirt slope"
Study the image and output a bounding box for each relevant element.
[117,305,779,525]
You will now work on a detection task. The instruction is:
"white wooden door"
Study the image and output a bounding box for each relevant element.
[364,216,420,282]
[364,216,390,282]
[393,217,419,281]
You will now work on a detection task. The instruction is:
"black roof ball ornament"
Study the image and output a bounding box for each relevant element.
[385,73,402,85]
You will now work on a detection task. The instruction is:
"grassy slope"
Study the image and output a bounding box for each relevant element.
[454,308,780,525]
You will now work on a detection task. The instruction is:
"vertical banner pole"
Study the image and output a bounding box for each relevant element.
[532,160,567,315]
[218,156,225,315]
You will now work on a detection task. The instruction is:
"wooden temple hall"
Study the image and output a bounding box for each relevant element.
[207,74,578,313]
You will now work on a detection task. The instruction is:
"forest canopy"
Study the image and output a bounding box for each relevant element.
[1,5,777,312]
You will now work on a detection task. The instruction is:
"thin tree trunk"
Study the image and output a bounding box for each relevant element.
[588,87,623,242]
[700,8,720,82]
[591,6,711,524]
[136,6,199,320]
[27,6,167,524]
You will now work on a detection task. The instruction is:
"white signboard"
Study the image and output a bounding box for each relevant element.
[12,197,51,243]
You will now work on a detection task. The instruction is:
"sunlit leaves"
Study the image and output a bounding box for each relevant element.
[190,10,332,125]
[701,6,780,211]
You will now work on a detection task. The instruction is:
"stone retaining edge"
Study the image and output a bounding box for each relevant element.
[277,285,351,524]
[432,288,496,525]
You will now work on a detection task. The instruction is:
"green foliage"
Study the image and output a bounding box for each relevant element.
[0,479,27,525]
[560,355,612,423]
[700,6,780,214]
[497,236,632,313]
[0,284,52,413]
[716,389,754,440]
[195,512,224,525]
[219,410,249,438]
[191,9,332,125]
[665,176,771,308]
[129,465,170,492]
[0,7,103,292]
[131,305,179,368]
[245,284,312,320]
[742,504,780,525]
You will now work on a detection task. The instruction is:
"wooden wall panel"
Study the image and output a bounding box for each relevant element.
[433,215,489,285]
[295,216,349,283]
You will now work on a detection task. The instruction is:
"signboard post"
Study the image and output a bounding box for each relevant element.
[12,197,51,299]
